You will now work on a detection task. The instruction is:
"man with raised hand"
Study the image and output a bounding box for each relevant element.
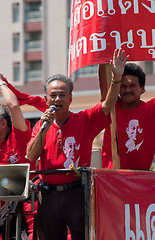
[99,62,155,170]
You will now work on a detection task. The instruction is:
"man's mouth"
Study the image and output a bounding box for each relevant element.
[123,93,134,96]
[55,105,62,109]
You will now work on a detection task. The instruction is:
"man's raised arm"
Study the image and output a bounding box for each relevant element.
[0,74,27,131]
[102,48,129,116]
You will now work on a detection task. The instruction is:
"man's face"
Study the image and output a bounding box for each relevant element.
[126,120,139,140]
[45,80,72,114]
[120,75,144,109]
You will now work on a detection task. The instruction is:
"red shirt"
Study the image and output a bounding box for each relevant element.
[0,120,36,176]
[30,103,111,184]
[102,98,155,170]
[0,120,35,209]
[0,120,31,165]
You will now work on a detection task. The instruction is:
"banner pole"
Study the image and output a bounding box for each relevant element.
[91,169,96,240]
[105,64,120,169]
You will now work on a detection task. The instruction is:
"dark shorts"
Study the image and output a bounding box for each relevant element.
[37,183,85,240]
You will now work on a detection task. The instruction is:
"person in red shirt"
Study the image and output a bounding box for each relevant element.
[99,62,155,170]
[26,49,129,240]
[0,75,31,165]
[0,73,36,240]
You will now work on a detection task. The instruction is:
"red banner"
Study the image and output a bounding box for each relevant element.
[95,169,155,240]
[69,0,155,76]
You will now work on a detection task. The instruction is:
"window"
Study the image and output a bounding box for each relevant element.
[25,2,42,12]
[25,32,42,52]
[25,61,42,82]
[74,65,98,78]
[13,33,20,52]
[24,1,42,22]
[13,3,19,22]
[13,62,20,82]
[145,61,153,75]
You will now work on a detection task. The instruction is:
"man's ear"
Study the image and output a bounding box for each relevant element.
[44,94,47,103]
[69,94,72,105]
[140,86,145,95]
[0,118,7,129]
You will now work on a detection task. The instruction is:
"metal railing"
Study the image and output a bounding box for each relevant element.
[25,70,43,81]
[25,40,42,52]
[24,11,42,22]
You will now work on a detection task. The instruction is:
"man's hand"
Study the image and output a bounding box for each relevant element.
[41,108,55,127]
[110,48,129,80]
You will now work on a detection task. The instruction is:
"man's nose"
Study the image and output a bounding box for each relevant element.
[55,95,61,101]
[125,86,132,92]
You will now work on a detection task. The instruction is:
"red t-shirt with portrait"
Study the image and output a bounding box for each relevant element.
[0,120,36,176]
[30,103,111,184]
[102,98,155,170]
[0,120,31,164]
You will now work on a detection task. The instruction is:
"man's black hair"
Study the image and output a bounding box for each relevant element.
[44,74,73,94]
[122,63,146,87]
[0,105,12,132]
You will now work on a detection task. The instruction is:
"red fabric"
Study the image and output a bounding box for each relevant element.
[23,201,38,240]
[67,234,72,240]
[69,0,155,76]
[0,120,36,178]
[0,121,36,239]
[30,103,111,184]
[0,120,31,165]
[95,169,155,240]
[3,78,47,112]
[102,97,155,170]
[23,179,40,240]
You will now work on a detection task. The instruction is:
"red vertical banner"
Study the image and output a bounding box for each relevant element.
[69,0,155,76]
[95,169,155,239]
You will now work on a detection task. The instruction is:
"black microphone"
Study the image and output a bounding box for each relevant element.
[40,105,56,133]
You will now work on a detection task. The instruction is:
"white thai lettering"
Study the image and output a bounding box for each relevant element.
[125,204,135,240]
[74,5,82,27]
[133,0,139,13]
[71,0,154,27]
[125,203,155,239]
[135,204,145,240]
[118,0,132,14]
[107,0,116,14]
[146,204,155,240]
[76,36,87,57]
[137,29,155,48]
[142,0,155,13]
[110,30,134,49]
[82,1,94,20]
[90,32,106,52]
[97,0,105,16]
[70,42,76,61]
[148,49,155,59]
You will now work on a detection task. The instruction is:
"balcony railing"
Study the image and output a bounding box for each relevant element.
[25,40,42,52]
[24,11,42,22]
[25,70,43,81]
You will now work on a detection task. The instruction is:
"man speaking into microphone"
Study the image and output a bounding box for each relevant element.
[27,49,129,240]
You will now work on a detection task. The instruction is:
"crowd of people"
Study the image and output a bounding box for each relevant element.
[0,48,154,240]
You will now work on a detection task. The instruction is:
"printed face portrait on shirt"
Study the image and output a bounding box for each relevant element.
[44,80,72,114]
[120,75,144,108]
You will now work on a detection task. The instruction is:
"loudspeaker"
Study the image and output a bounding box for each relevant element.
[0,164,30,201]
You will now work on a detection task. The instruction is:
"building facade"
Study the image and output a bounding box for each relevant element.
[0,0,154,123]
